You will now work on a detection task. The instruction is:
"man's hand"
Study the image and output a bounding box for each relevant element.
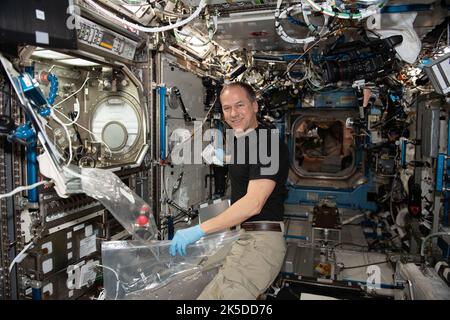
[169,224,206,256]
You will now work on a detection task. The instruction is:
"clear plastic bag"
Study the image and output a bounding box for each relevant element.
[64,166,158,242]
[101,230,242,299]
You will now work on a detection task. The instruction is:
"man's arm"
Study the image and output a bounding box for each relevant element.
[200,179,276,234]
[169,179,276,256]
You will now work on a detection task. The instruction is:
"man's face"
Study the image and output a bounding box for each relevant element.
[221,86,258,133]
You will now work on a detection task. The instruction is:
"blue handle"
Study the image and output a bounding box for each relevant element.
[32,287,42,300]
[159,86,167,161]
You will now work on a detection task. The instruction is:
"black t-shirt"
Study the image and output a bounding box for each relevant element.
[228,123,289,222]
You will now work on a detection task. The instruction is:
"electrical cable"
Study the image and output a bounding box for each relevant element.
[94,289,106,300]
[52,75,90,109]
[166,94,216,158]
[430,26,449,56]
[258,34,330,95]
[50,109,73,165]
[420,232,450,265]
[47,65,57,73]
[51,99,81,127]
[52,108,113,156]
[287,12,308,27]
[153,6,191,19]
[96,264,120,300]
[341,260,389,270]
[285,34,331,76]
[0,180,49,200]
[275,1,317,44]
[8,241,35,273]
[304,0,387,20]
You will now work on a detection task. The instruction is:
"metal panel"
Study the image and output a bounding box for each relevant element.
[39,188,103,230]
[420,107,440,158]
[20,214,103,280]
[162,54,211,210]
[212,9,320,52]
[282,244,316,277]
[425,53,450,95]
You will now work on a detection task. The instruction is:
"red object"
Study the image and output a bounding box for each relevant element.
[136,215,149,226]
[250,31,268,37]
[409,205,420,216]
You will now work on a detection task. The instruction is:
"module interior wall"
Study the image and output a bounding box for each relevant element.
[162,54,211,210]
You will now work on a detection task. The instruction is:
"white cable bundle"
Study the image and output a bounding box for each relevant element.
[9,242,35,273]
[275,0,316,44]
[85,0,207,33]
[303,0,385,20]
[0,181,49,200]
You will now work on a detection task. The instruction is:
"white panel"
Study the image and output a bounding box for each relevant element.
[80,234,97,258]
[85,225,93,237]
[41,242,53,255]
[35,10,45,20]
[43,283,53,296]
[42,259,53,274]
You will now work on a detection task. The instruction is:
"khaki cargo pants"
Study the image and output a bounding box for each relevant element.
[198,222,286,300]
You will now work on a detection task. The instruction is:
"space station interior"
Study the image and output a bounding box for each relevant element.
[0,0,450,301]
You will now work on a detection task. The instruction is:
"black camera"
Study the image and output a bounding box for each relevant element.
[322,35,403,83]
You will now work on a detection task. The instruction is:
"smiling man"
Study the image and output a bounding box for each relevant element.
[170,82,289,299]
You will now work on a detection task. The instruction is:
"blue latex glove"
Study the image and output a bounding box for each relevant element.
[170,225,206,256]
